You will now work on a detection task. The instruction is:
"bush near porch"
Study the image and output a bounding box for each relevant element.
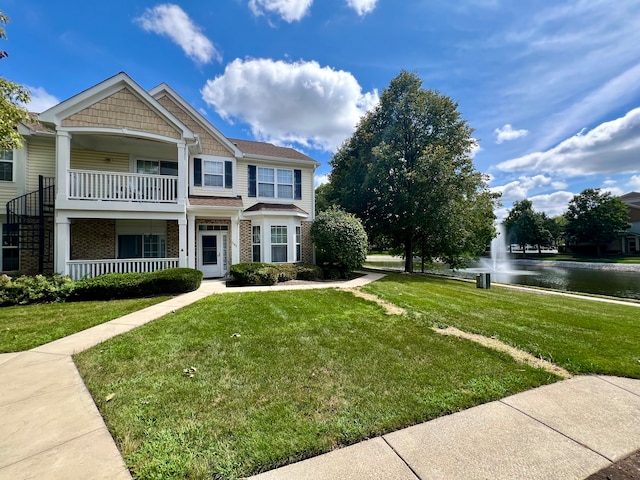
[229,263,322,286]
[0,268,203,306]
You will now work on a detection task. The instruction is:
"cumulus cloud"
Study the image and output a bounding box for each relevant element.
[602,186,625,197]
[346,0,378,16]
[497,107,640,176]
[201,58,379,151]
[135,4,219,64]
[490,175,553,201]
[628,175,640,191]
[494,124,528,144]
[528,191,575,217]
[314,174,329,187]
[249,0,313,22]
[25,86,59,113]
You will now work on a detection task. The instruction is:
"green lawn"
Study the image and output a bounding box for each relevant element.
[74,289,557,480]
[0,296,170,353]
[363,273,640,377]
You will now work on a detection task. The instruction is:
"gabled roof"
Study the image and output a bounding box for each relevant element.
[621,191,640,209]
[18,113,55,135]
[244,202,308,215]
[38,72,195,140]
[149,83,242,157]
[229,138,317,164]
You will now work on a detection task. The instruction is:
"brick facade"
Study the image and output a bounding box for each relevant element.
[301,220,314,264]
[70,219,116,260]
[167,220,179,258]
[239,220,252,263]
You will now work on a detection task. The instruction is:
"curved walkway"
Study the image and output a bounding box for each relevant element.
[1,272,639,479]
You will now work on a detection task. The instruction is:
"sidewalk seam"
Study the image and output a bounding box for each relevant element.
[596,375,640,399]
[497,399,615,463]
[381,436,422,480]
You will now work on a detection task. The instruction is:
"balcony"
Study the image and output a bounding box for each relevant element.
[68,170,178,203]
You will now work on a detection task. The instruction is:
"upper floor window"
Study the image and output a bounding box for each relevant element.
[136,159,178,176]
[0,149,13,182]
[194,157,232,189]
[248,165,302,200]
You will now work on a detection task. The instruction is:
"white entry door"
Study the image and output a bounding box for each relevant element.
[198,232,223,278]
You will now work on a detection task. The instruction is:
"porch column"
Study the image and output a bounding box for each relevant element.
[178,217,187,267]
[231,215,240,265]
[55,215,70,276]
[177,142,187,206]
[56,131,72,202]
[187,214,196,269]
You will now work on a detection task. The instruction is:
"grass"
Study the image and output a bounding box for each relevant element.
[74,288,557,480]
[363,273,640,377]
[0,296,170,353]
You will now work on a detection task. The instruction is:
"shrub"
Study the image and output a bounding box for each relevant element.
[229,263,322,285]
[311,206,368,277]
[70,268,202,302]
[0,274,75,306]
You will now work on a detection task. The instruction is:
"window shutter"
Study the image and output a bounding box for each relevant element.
[194,158,202,187]
[294,169,302,200]
[248,165,256,197]
[225,161,233,189]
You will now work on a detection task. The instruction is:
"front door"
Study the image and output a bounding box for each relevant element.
[198,232,222,278]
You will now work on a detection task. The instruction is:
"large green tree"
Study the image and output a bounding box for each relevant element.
[564,188,630,255]
[0,11,31,150]
[330,71,498,271]
[503,199,552,254]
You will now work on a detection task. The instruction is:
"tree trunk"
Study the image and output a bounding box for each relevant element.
[404,235,413,273]
[538,244,542,254]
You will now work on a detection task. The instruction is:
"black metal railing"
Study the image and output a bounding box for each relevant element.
[6,176,55,273]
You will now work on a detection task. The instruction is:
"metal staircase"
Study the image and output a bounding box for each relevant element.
[6,176,55,274]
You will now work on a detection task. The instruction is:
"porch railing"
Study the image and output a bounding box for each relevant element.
[68,170,178,203]
[67,258,179,280]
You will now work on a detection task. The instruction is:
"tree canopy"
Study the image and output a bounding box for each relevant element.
[503,199,554,254]
[329,70,498,271]
[564,188,630,255]
[0,11,31,150]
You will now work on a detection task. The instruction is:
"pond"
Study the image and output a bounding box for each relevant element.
[364,256,640,301]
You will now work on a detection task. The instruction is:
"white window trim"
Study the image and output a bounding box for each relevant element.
[0,149,14,183]
[191,154,236,195]
[250,217,300,263]
[257,167,294,200]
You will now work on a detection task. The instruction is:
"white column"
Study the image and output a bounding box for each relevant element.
[55,215,70,276]
[187,214,196,268]
[177,142,187,206]
[56,131,72,202]
[231,214,240,265]
[178,217,187,267]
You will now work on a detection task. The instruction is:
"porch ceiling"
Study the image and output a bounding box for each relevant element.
[71,133,179,159]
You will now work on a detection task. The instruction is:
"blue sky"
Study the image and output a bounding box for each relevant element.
[3,0,640,219]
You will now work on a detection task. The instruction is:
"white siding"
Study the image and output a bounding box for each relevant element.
[26,137,55,193]
[70,149,129,173]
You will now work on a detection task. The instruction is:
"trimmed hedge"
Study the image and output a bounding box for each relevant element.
[0,274,75,307]
[69,268,203,302]
[229,263,322,286]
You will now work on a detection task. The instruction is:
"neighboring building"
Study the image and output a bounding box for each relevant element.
[2,72,319,279]
[611,192,640,254]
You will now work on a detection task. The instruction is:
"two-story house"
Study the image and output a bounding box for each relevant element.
[613,191,640,254]
[1,72,319,279]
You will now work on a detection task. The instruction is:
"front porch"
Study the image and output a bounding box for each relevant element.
[67,257,179,280]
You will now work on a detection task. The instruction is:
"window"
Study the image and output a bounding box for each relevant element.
[203,160,224,187]
[118,234,166,259]
[136,159,178,176]
[295,226,301,262]
[249,166,302,199]
[194,157,232,189]
[270,226,287,263]
[252,226,261,262]
[0,149,13,182]
[258,167,275,197]
[2,223,19,271]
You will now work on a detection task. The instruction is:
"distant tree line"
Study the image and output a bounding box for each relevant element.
[503,189,630,256]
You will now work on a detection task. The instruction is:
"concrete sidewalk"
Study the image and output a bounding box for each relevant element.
[1,272,639,479]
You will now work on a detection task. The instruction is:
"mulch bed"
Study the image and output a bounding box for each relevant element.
[586,450,640,480]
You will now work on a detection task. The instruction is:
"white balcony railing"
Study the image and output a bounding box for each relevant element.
[68,170,178,203]
[67,258,179,280]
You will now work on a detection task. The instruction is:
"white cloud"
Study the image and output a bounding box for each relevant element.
[135,4,219,64]
[24,86,59,113]
[249,0,313,23]
[494,124,528,144]
[346,0,378,16]
[603,179,617,186]
[201,58,379,151]
[497,107,640,177]
[627,175,640,191]
[551,181,568,190]
[602,186,624,197]
[528,191,575,217]
[314,174,329,187]
[490,175,553,201]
